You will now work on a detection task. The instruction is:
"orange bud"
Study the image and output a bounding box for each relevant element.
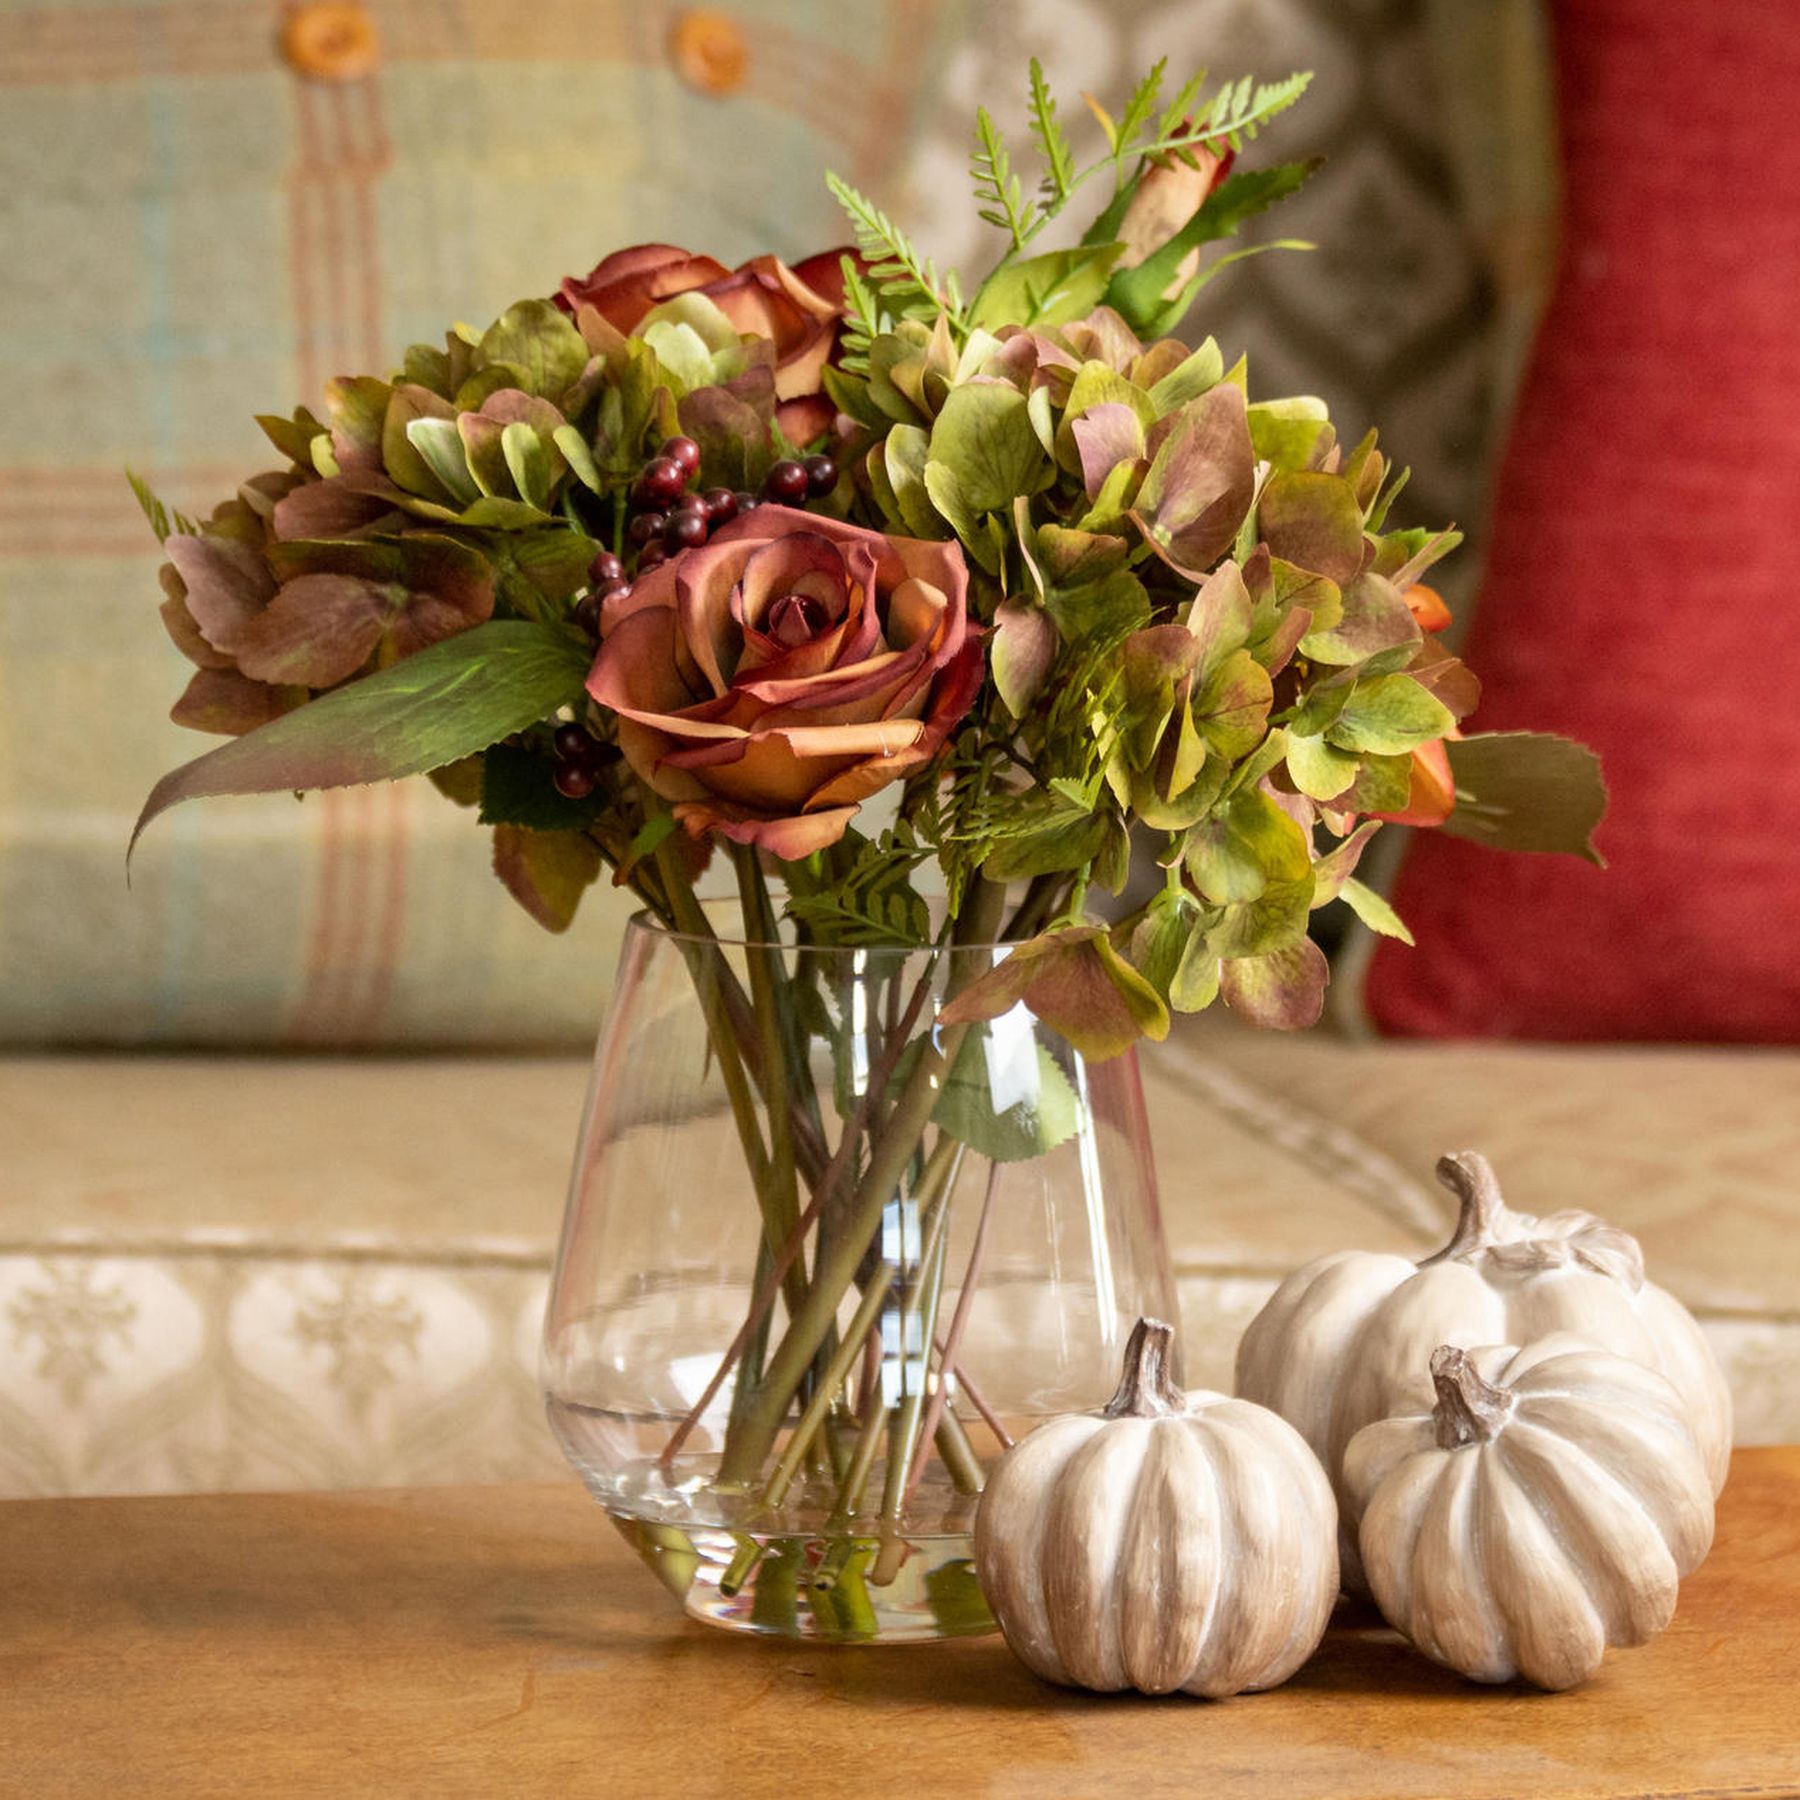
[1374,736,1455,828]
[1405,583,1452,632]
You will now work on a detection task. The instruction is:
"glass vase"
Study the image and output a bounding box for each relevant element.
[542,909,1176,1643]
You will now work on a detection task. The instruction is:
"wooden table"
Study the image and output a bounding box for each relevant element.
[4,1450,1797,1799]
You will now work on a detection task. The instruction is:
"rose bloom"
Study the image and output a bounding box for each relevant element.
[554,244,851,442]
[588,508,983,858]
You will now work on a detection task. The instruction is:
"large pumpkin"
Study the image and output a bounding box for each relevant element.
[1235,1150,1730,1588]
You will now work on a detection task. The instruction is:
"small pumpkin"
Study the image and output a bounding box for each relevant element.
[1235,1149,1730,1587]
[973,1317,1338,1697]
[1344,1333,1715,1691]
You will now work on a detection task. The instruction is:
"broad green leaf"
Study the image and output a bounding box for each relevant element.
[1440,731,1608,864]
[553,425,603,493]
[133,621,591,856]
[981,806,1109,881]
[478,740,607,829]
[1248,397,1334,471]
[1337,875,1414,943]
[1185,786,1310,903]
[1299,570,1421,667]
[1309,820,1382,905]
[1258,469,1366,584]
[968,244,1124,330]
[1170,932,1222,1012]
[1326,673,1455,756]
[1147,338,1225,414]
[478,299,589,400]
[885,424,944,539]
[1105,160,1321,330]
[1286,732,1359,802]
[501,422,552,511]
[1193,649,1273,759]
[928,381,1051,515]
[932,1030,1081,1162]
[1210,873,1315,957]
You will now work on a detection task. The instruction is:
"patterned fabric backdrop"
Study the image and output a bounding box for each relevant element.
[0,0,1552,1049]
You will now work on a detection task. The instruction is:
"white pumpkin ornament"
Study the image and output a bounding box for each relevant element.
[973,1317,1338,1698]
[1236,1149,1730,1586]
[1344,1333,1715,1691]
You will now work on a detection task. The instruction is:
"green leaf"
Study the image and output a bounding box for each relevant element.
[1326,673,1455,756]
[1337,875,1414,943]
[981,805,1109,881]
[552,425,603,494]
[1309,820,1382,905]
[1193,648,1273,759]
[1440,731,1608,864]
[1286,731,1359,803]
[928,382,1050,516]
[1147,339,1225,414]
[478,299,589,400]
[1248,398,1334,471]
[1184,785,1309,903]
[932,1032,1081,1163]
[133,621,592,856]
[478,739,607,829]
[1105,160,1320,332]
[1211,872,1315,958]
[968,244,1124,330]
[501,422,552,511]
[1027,56,1076,202]
[1258,469,1366,584]
[1299,570,1420,667]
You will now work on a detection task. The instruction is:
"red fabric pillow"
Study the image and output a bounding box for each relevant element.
[1365,0,1800,1043]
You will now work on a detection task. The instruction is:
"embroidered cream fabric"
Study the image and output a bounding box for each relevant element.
[4,1027,1794,1498]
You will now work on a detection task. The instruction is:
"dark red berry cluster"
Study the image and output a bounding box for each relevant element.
[550,721,616,800]
[624,437,839,577]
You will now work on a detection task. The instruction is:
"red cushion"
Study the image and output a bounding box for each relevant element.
[1365,0,1800,1043]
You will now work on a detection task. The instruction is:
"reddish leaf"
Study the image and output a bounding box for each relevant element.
[169,668,298,736]
[492,824,603,932]
[1219,936,1329,1029]
[1258,470,1366,584]
[941,926,1170,1061]
[992,600,1059,715]
[164,534,274,654]
[1128,381,1255,578]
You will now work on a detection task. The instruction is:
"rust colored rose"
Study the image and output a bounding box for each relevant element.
[588,508,983,858]
[554,244,852,442]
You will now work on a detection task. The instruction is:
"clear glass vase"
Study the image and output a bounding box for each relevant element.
[542,908,1176,1643]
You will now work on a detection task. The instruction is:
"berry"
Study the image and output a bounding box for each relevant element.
[803,453,838,498]
[660,435,702,477]
[628,511,667,547]
[633,456,687,508]
[734,489,760,514]
[762,459,809,504]
[573,594,603,637]
[553,761,596,799]
[593,577,632,606]
[702,487,738,525]
[664,510,709,551]
[588,549,625,586]
[670,490,709,517]
[553,723,595,762]
[636,540,669,571]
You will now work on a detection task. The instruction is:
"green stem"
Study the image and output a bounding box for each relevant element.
[762,1261,897,1510]
[715,1020,967,1485]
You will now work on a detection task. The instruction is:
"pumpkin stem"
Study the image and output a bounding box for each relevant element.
[1102,1317,1185,1419]
[1423,1151,1512,1265]
[1430,1345,1516,1448]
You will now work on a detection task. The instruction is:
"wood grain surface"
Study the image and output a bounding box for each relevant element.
[3,1449,1797,1799]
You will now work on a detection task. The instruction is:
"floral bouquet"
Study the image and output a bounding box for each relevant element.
[133,59,1604,1640]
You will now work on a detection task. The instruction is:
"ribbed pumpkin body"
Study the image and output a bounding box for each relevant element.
[1235,1153,1730,1588]
[975,1354,1338,1698]
[1343,1333,1715,1691]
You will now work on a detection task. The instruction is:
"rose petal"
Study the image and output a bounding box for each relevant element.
[676,801,858,858]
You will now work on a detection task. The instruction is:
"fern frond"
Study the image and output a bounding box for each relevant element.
[1113,57,1166,162]
[970,108,1035,248]
[126,468,198,544]
[826,171,965,328]
[1028,58,1076,203]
